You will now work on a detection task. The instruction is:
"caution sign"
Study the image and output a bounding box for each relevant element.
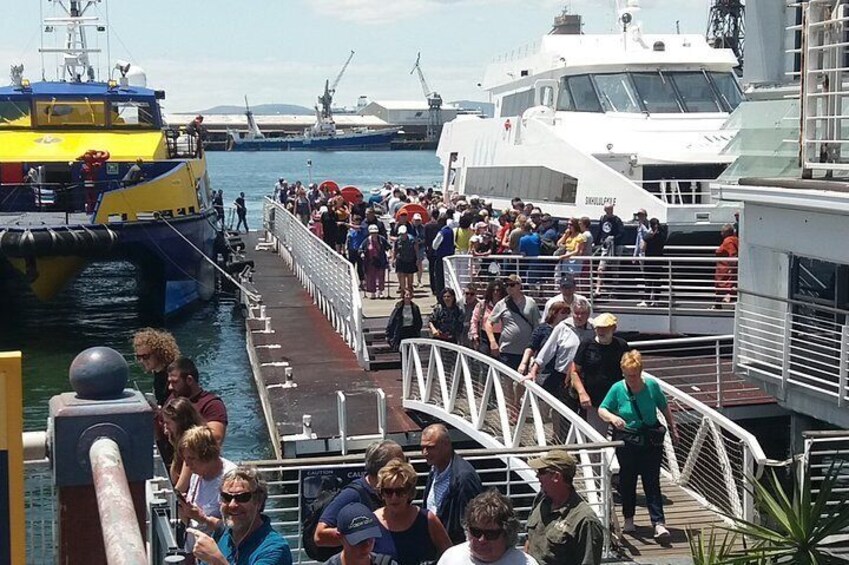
[0,352,23,565]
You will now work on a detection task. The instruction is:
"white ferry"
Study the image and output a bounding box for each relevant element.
[436,1,742,241]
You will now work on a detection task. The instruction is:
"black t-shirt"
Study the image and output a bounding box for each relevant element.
[574,336,629,405]
[153,368,169,406]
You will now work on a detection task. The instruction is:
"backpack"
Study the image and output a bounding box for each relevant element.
[396,237,417,263]
[540,237,558,256]
[302,477,382,561]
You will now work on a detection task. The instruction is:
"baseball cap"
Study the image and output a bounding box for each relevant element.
[479,209,489,217]
[398,210,408,216]
[397,225,408,235]
[593,313,618,328]
[368,224,379,234]
[475,222,488,230]
[412,213,423,221]
[506,274,523,285]
[559,274,576,289]
[337,503,382,546]
[528,449,577,480]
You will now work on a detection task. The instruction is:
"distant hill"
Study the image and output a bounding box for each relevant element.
[451,100,495,118]
[198,103,314,115]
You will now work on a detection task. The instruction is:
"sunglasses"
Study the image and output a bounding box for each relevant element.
[380,487,408,497]
[220,491,254,504]
[135,353,152,361]
[464,292,477,296]
[468,527,504,541]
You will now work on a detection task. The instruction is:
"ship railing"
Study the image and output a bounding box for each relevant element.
[262,197,369,368]
[631,178,718,205]
[164,126,201,159]
[735,289,849,408]
[798,0,849,177]
[443,254,738,314]
[23,437,55,565]
[801,430,849,524]
[628,334,770,410]
[0,178,129,215]
[248,443,618,564]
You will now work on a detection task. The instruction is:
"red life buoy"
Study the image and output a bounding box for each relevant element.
[504,119,512,131]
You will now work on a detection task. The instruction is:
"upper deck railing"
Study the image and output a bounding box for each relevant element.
[263,198,368,367]
[444,253,738,320]
[735,289,849,421]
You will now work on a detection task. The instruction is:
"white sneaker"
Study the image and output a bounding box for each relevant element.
[654,524,670,543]
[623,517,636,533]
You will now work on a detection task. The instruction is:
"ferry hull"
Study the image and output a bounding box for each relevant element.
[229,128,400,151]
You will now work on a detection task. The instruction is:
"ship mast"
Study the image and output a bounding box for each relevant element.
[41,0,105,82]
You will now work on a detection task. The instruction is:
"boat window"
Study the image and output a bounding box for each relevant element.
[556,78,575,111]
[566,75,602,113]
[34,98,107,127]
[709,72,744,111]
[670,72,722,113]
[593,73,641,113]
[500,89,535,117]
[631,72,682,113]
[0,97,31,127]
[110,100,158,128]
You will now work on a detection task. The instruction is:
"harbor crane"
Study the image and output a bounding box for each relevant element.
[707,0,744,69]
[317,50,355,124]
[410,52,443,142]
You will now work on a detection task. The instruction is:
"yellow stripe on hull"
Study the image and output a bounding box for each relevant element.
[7,256,88,300]
[0,130,167,162]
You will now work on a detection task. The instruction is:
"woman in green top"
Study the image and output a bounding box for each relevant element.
[598,350,678,544]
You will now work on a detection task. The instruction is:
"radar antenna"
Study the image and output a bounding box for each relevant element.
[707,0,745,69]
[410,52,443,142]
[41,0,106,82]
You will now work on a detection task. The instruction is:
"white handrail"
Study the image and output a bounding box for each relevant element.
[262,197,369,367]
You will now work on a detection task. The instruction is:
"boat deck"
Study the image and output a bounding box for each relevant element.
[243,233,420,458]
[0,212,90,228]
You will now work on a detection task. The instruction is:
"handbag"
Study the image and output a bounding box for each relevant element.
[618,382,667,448]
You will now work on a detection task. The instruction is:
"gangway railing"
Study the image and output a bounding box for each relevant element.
[735,289,849,410]
[399,338,768,526]
[262,197,369,367]
[248,444,617,563]
[630,334,770,410]
[801,430,849,517]
[444,254,737,316]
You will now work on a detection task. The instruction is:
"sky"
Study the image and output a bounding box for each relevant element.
[0,1,711,113]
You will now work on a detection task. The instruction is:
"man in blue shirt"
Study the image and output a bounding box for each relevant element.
[519,222,542,286]
[188,465,291,565]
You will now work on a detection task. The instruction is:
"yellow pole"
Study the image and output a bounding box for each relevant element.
[0,351,24,565]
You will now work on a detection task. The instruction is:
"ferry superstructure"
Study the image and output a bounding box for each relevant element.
[0,0,217,315]
[437,2,743,240]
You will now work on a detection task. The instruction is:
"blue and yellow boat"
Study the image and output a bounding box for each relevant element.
[0,2,217,316]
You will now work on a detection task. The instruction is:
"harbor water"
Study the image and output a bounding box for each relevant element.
[1,150,442,462]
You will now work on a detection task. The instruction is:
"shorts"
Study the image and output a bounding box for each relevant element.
[396,260,418,274]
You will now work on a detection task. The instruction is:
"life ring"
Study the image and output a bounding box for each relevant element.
[504,119,512,132]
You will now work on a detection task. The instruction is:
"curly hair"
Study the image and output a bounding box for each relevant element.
[132,328,180,367]
[376,460,418,501]
[464,489,521,546]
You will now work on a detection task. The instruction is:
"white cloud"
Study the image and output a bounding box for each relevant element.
[309,0,558,25]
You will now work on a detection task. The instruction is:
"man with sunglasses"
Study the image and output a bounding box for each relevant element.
[189,465,292,565]
[525,450,603,565]
[437,490,538,565]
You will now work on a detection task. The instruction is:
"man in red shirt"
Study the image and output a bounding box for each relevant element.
[166,357,228,446]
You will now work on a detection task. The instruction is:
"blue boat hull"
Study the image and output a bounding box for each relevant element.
[229,128,400,151]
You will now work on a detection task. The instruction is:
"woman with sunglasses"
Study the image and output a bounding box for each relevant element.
[437,490,537,565]
[375,460,452,565]
[429,288,464,344]
[161,397,206,492]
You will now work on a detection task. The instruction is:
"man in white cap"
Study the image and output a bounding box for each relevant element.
[571,313,629,435]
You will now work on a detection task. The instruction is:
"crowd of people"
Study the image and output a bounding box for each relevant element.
[129,329,606,565]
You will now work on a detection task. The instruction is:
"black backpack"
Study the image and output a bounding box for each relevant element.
[302,478,382,561]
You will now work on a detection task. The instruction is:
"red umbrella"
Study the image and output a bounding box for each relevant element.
[397,203,429,223]
[319,180,339,193]
[340,186,363,204]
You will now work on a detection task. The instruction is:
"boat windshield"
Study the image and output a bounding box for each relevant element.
[0,97,32,127]
[557,71,743,114]
[110,99,157,128]
[35,98,107,127]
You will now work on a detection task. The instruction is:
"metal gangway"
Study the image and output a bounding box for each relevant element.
[400,338,769,560]
[444,253,738,335]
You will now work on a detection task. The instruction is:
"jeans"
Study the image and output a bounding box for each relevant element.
[616,443,665,525]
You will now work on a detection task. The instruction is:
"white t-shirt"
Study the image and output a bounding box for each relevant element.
[541,292,586,322]
[185,457,237,551]
[437,542,539,565]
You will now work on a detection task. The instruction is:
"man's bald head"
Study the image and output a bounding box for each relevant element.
[421,424,453,470]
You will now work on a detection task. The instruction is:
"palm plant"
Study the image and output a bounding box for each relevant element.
[689,461,849,564]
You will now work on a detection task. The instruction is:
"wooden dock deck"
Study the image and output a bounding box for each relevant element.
[242,233,420,458]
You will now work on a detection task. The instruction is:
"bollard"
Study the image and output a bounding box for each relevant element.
[49,346,153,565]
